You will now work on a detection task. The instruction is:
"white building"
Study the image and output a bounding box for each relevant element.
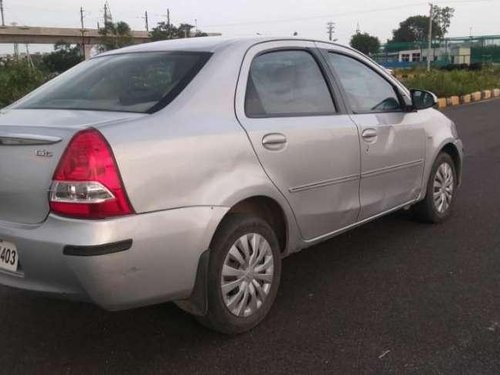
[397,46,471,65]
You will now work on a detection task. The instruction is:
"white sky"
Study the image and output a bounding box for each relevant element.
[1,0,499,53]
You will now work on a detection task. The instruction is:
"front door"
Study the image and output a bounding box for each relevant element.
[235,41,361,240]
[323,50,426,220]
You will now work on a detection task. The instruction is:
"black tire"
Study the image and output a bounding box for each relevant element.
[413,152,457,223]
[196,214,281,334]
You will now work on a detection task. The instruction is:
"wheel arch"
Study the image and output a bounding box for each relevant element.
[440,142,462,186]
[216,195,289,255]
[175,194,292,317]
[420,138,463,201]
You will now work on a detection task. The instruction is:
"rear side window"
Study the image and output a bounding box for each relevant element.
[326,53,401,114]
[14,52,211,114]
[245,50,336,117]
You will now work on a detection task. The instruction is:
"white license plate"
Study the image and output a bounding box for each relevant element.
[0,240,18,273]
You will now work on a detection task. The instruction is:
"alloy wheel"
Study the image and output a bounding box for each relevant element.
[433,162,454,214]
[220,233,274,317]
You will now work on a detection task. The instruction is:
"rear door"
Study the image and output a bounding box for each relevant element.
[235,41,361,241]
[319,46,426,220]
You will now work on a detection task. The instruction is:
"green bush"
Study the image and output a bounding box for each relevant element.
[0,42,84,108]
[402,68,500,97]
[0,60,47,108]
[42,42,83,73]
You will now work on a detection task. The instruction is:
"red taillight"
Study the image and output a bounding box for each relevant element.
[49,128,134,219]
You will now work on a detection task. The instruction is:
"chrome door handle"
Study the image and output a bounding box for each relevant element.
[361,128,377,141]
[262,133,287,150]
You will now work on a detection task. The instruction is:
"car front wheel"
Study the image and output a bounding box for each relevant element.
[413,152,457,223]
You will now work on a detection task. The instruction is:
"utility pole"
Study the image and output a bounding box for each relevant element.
[103,2,112,25]
[326,21,336,42]
[80,7,85,29]
[144,10,149,32]
[427,3,433,71]
[11,21,18,58]
[0,0,5,27]
[167,8,170,26]
[25,44,34,69]
[80,7,85,56]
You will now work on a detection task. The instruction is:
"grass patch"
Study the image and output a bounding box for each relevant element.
[401,68,500,97]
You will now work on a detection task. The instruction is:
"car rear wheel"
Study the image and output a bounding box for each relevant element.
[413,152,457,223]
[196,214,281,334]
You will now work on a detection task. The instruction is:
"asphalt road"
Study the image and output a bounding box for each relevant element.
[1,99,500,374]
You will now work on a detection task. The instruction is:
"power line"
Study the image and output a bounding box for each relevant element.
[199,0,493,28]
[0,0,493,36]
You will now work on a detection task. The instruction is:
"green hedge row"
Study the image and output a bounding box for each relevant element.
[1,61,500,109]
[401,68,500,97]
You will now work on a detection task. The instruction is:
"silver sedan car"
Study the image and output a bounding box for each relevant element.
[0,37,463,334]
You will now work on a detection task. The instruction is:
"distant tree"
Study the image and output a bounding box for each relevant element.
[391,15,443,43]
[194,30,208,37]
[150,22,208,41]
[432,6,455,39]
[42,41,83,73]
[150,22,180,41]
[178,23,194,38]
[350,32,381,55]
[98,21,133,51]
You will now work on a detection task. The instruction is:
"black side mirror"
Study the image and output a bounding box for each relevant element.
[411,89,438,110]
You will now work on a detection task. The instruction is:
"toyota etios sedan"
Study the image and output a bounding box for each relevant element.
[0,37,462,334]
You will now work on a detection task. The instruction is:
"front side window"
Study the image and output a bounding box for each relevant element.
[245,50,335,117]
[14,52,211,113]
[326,53,401,114]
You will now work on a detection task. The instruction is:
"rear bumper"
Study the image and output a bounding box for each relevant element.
[0,206,228,310]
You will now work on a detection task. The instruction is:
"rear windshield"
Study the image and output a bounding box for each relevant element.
[14,51,211,113]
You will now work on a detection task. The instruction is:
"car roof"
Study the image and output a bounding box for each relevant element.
[96,36,345,56]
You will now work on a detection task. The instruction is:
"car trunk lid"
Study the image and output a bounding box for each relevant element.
[0,109,144,224]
